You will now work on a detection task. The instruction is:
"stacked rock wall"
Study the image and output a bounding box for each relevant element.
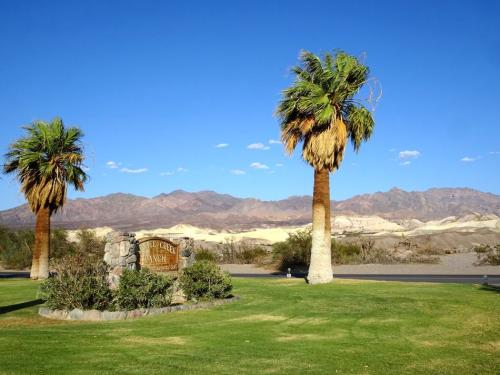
[103,232,139,288]
[103,232,195,289]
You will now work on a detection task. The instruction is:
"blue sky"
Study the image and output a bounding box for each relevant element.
[1,0,499,210]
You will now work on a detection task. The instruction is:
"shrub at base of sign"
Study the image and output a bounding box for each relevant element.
[179,261,233,301]
[116,269,174,309]
[39,232,233,319]
[103,232,196,288]
[39,255,113,311]
[38,257,233,318]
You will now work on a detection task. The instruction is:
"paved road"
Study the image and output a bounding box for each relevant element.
[231,273,500,284]
[0,271,30,279]
[2,271,499,284]
[335,274,500,284]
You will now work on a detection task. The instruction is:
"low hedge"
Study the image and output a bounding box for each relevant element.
[39,257,233,311]
[39,255,113,311]
[116,269,173,309]
[179,261,232,300]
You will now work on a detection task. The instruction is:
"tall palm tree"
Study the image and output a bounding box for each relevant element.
[277,51,376,284]
[3,118,87,279]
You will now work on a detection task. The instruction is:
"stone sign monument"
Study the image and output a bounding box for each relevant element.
[104,231,194,288]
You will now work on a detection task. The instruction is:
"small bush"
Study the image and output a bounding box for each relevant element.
[474,244,500,265]
[0,227,106,270]
[219,239,251,263]
[197,240,270,264]
[50,228,77,260]
[51,228,106,260]
[39,255,113,310]
[75,229,106,258]
[0,227,34,269]
[115,268,173,309]
[195,247,218,263]
[272,231,438,269]
[415,235,445,256]
[218,239,237,263]
[179,261,232,300]
[331,241,362,264]
[272,230,311,271]
[236,242,268,264]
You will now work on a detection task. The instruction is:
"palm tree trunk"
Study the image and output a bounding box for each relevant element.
[307,168,333,284]
[32,207,51,279]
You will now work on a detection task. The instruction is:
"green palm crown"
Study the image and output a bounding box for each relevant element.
[276,50,375,171]
[4,117,88,213]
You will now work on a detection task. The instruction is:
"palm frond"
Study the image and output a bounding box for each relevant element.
[276,50,376,171]
[3,117,88,213]
[302,118,347,171]
[346,105,375,152]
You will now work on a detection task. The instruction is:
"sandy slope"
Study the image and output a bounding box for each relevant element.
[67,224,305,243]
[68,213,500,245]
[59,215,500,275]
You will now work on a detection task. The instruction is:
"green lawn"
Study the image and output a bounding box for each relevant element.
[0,278,499,375]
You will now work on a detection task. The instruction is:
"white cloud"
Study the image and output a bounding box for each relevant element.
[399,150,421,159]
[160,167,187,176]
[489,151,500,155]
[215,143,229,148]
[247,143,270,150]
[269,139,281,144]
[121,167,148,174]
[106,161,120,169]
[275,163,284,167]
[400,161,411,166]
[388,148,396,152]
[230,169,246,175]
[82,166,90,172]
[250,162,269,169]
[461,156,480,162]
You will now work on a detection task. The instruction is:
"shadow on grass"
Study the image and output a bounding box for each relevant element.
[479,284,500,294]
[0,299,44,315]
[0,272,30,279]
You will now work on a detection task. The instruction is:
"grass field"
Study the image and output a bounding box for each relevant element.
[0,278,499,374]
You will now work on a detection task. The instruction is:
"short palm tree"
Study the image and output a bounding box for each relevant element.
[3,118,87,279]
[277,51,376,284]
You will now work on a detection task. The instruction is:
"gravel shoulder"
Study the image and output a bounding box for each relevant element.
[333,253,500,275]
[221,253,500,275]
[3,253,499,276]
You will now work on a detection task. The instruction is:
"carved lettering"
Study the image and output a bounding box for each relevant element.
[138,237,179,273]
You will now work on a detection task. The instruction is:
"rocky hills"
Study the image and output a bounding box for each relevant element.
[1,187,499,230]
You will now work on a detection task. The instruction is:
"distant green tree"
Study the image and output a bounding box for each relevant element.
[50,229,77,260]
[75,229,106,258]
[0,226,34,269]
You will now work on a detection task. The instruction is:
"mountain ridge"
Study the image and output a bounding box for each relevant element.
[1,187,499,230]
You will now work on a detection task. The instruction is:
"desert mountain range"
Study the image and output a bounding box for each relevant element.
[1,187,499,230]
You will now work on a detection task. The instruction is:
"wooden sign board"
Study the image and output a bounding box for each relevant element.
[138,237,180,273]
